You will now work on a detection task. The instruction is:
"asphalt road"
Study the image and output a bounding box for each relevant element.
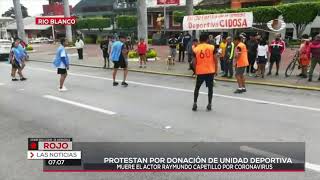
[1,61,320,180]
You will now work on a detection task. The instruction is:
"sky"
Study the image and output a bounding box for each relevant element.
[0,0,81,16]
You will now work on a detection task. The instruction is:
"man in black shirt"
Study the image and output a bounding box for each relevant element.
[100,36,111,68]
[246,34,258,75]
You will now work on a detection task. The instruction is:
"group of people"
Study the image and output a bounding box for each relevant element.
[190,34,250,111]
[54,35,133,91]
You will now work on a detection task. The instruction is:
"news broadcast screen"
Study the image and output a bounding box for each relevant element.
[27,140,305,172]
[1,0,320,180]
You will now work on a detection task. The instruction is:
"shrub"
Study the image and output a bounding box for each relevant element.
[148,39,153,45]
[117,15,137,29]
[77,18,111,31]
[84,36,95,44]
[128,50,139,58]
[147,49,157,59]
[26,44,33,51]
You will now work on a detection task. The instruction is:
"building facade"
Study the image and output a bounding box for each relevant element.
[43,0,72,16]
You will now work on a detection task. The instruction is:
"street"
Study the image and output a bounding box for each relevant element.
[1,61,320,180]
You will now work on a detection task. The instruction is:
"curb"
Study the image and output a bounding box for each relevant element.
[28,59,320,91]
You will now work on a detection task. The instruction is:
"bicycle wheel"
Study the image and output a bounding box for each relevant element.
[285,59,298,77]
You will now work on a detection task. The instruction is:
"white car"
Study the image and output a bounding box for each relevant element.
[0,39,12,61]
[30,37,54,44]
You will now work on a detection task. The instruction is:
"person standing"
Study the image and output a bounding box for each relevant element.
[246,34,258,76]
[53,38,70,92]
[187,38,198,74]
[137,38,147,68]
[178,32,185,62]
[10,40,27,81]
[234,36,249,94]
[268,33,285,76]
[75,37,84,60]
[100,36,111,68]
[110,35,129,87]
[182,32,191,62]
[223,36,235,78]
[308,34,320,82]
[168,34,178,63]
[298,34,311,79]
[192,34,218,111]
[256,39,269,78]
[219,36,227,75]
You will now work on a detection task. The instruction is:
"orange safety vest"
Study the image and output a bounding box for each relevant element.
[236,42,249,68]
[194,43,216,75]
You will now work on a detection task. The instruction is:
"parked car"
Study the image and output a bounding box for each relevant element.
[30,37,54,44]
[0,39,12,61]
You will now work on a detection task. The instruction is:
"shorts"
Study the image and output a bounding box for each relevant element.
[57,68,67,74]
[235,67,246,76]
[113,58,127,69]
[270,55,281,64]
[12,62,21,69]
[257,56,267,65]
[196,74,214,88]
[170,48,177,58]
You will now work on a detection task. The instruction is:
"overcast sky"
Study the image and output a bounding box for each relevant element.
[0,0,81,16]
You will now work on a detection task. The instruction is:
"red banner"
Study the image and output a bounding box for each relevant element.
[157,0,180,5]
[35,17,76,25]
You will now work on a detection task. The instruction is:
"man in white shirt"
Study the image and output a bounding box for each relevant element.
[75,37,85,60]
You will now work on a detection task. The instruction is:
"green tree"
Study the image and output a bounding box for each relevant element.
[117,15,137,29]
[2,4,29,18]
[278,2,320,38]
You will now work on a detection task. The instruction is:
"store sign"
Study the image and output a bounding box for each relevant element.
[157,0,180,5]
[183,12,253,31]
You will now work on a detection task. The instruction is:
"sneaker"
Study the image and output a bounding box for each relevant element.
[121,82,128,87]
[275,72,279,76]
[58,86,68,92]
[12,78,18,81]
[113,82,119,86]
[267,72,271,76]
[297,73,303,77]
[234,89,243,94]
[20,77,27,81]
[308,78,312,82]
[248,73,254,77]
[192,103,197,111]
[318,77,320,81]
[206,104,212,111]
[242,88,247,93]
[139,66,142,68]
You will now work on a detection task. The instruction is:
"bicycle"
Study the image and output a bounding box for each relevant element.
[285,49,301,77]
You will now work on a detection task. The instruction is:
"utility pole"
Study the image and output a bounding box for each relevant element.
[63,0,73,43]
[186,0,194,36]
[137,0,148,43]
[13,0,26,42]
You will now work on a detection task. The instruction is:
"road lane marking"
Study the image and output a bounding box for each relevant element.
[0,83,4,86]
[27,67,320,112]
[43,95,116,115]
[241,146,320,172]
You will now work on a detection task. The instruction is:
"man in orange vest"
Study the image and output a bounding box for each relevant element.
[234,36,249,93]
[192,34,218,111]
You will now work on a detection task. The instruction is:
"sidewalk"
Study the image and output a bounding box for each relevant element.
[28,44,320,91]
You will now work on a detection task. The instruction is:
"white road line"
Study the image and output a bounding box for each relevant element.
[0,83,4,86]
[28,67,320,112]
[241,146,320,172]
[43,95,116,115]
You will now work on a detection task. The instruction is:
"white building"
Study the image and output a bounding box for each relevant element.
[283,16,320,39]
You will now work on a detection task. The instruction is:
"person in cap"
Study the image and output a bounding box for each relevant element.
[110,34,129,87]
